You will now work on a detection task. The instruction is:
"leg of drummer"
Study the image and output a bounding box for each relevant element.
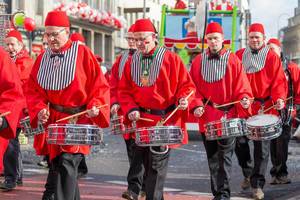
[201,134,219,196]
[123,145,145,200]
[235,136,253,190]
[270,123,291,184]
[145,146,170,200]
[42,157,57,200]
[55,153,83,200]
[251,140,270,200]
[0,128,22,191]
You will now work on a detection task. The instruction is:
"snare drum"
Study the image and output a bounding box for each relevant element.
[205,118,247,140]
[246,114,282,141]
[20,116,45,137]
[110,115,125,135]
[47,124,103,145]
[135,126,183,146]
[20,116,32,136]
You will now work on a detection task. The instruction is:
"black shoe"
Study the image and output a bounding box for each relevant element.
[77,171,88,179]
[42,193,55,200]
[0,180,16,191]
[16,178,23,186]
[121,190,138,200]
[37,160,49,168]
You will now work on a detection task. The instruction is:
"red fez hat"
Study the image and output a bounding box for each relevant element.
[134,19,156,33]
[205,22,223,35]
[267,38,281,47]
[249,23,265,34]
[128,24,135,33]
[70,33,85,43]
[6,30,23,43]
[45,11,70,27]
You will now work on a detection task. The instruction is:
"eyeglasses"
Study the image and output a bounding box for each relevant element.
[134,33,154,43]
[125,37,135,41]
[44,29,65,38]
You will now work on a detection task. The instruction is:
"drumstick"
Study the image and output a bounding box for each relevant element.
[203,96,211,109]
[214,97,255,108]
[139,117,154,122]
[160,90,194,125]
[56,104,108,122]
[263,96,293,113]
[0,111,11,118]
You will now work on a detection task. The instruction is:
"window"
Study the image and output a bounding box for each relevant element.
[105,34,112,65]
[36,0,43,15]
[82,29,91,48]
[94,32,103,57]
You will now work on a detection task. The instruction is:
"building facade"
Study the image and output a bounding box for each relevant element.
[282,0,300,64]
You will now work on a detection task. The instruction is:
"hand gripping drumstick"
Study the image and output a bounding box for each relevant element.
[263,96,293,113]
[158,90,194,126]
[214,97,255,109]
[56,104,108,122]
[0,111,11,118]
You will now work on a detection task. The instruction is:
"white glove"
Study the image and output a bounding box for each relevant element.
[178,98,188,110]
[86,106,100,118]
[38,108,50,124]
[0,117,3,127]
[276,98,285,110]
[194,106,204,117]
[128,110,140,121]
[110,104,120,115]
[240,97,250,109]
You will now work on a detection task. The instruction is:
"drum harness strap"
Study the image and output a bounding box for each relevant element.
[49,103,88,153]
[281,56,294,125]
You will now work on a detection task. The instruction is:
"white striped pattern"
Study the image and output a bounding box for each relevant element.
[242,46,270,73]
[131,47,166,87]
[37,42,79,90]
[201,50,231,83]
[118,50,129,79]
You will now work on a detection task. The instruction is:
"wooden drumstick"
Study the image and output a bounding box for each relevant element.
[203,96,211,109]
[160,90,194,126]
[139,117,154,122]
[214,97,255,108]
[263,96,293,113]
[0,111,11,118]
[56,104,108,122]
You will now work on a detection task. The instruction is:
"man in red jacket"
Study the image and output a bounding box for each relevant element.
[235,23,286,200]
[190,22,253,200]
[118,18,195,200]
[0,46,25,191]
[0,29,34,191]
[267,38,300,185]
[26,11,110,200]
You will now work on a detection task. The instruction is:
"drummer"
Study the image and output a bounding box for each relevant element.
[189,22,253,200]
[235,23,286,200]
[25,11,110,200]
[118,18,195,200]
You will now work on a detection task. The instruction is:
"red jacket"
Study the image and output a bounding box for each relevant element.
[26,40,110,159]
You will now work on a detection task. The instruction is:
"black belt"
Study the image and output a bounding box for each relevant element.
[254,96,271,104]
[203,98,234,112]
[50,103,87,115]
[139,104,176,116]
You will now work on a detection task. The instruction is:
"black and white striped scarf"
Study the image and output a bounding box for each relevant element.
[118,50,129,79]
[242,46,270,73]
[201,50,231,83]
[131,47,166,87]
[37,42,79,90]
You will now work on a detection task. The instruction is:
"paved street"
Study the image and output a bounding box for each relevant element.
[1,133,300,200]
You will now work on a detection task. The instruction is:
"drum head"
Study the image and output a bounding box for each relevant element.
[246,114,279,127]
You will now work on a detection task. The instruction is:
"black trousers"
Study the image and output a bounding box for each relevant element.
[201,134,234,199]
[270,123,291,177]
[235,137,270,189]
[43,156,57,199]
[78,156,88,175]
[127,144,170,200]
[53,153,83,200]
[3,128,23,183]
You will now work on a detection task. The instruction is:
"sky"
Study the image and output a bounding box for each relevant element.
[250,0,298,38]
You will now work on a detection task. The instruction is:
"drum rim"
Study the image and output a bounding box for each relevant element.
[48,123,100,129]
